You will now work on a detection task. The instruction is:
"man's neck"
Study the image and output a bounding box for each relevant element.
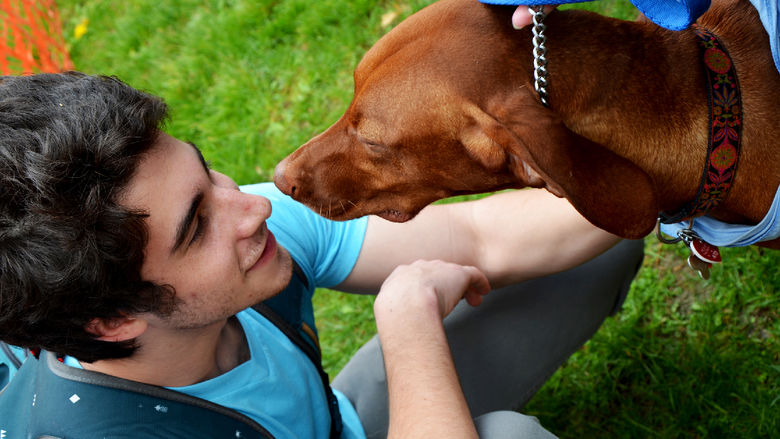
[81,316,249,387]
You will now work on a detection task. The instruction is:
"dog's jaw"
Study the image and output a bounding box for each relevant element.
[376,209,414,223]
[275,153,427,221]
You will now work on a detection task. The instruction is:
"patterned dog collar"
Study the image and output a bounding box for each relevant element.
[659,26,743,224]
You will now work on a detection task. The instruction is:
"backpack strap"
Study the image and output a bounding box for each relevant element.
[0,341,23,369]
[0,351,275,439]
[0,260,342,439]
[253,259,344,439]
[0,341,24,391]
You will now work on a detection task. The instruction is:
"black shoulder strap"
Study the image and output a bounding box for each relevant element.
[254,303,343,439]
[253,260,344,439]
[0,341,23,369]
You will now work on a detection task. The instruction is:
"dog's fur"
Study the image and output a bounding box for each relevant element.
[274,0,780,248]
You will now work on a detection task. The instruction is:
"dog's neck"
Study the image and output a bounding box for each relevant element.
[515,3,779,225]
[540,12,708,215]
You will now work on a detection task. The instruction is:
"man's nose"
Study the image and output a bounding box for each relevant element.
[226,190,271,239]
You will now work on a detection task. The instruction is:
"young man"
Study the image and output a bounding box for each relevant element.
[0,72,643,438]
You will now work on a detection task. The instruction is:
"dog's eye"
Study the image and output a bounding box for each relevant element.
[357,135,386,152]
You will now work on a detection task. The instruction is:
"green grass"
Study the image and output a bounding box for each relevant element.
[527,242,780,437]
[49,0,780,436]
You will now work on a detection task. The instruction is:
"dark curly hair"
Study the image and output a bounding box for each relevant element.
[0,72,176,362]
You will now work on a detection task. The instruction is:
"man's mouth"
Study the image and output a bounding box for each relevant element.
[248,228,277,272]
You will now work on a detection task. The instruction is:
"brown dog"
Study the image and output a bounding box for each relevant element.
[273,0,780,248]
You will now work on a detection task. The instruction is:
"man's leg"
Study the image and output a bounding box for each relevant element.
[474,412,557,439]
[332,239,644,439]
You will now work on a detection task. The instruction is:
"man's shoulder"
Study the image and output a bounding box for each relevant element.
[238,181,368,290]
[239,182,320,231]
[239,181,280,197]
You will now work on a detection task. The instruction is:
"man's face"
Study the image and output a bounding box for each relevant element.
[121,133,292,330]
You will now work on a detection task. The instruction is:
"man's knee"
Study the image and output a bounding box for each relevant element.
[474,411,558,439]
[606,239,645,315]
[332,337,390,439]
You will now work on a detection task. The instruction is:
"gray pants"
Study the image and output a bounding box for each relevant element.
[332,239,645,439]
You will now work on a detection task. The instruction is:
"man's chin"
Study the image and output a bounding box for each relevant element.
[264,246,294,301]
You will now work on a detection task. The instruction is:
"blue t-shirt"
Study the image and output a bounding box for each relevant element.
[64,182,370,438]
[170,183,369,439]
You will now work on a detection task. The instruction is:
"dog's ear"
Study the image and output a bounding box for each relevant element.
[458,103,511,171]
[478,87,658,239]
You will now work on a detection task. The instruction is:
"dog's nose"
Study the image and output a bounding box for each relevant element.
[273,158,295,197]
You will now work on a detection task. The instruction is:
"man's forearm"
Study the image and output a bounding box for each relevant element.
[375,297,479,439]
[341,188,621,293]
[462,189,622,287]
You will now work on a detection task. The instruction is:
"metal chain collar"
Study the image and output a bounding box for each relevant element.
[530,6,549,107]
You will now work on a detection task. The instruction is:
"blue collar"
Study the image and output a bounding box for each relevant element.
[659,183,780,247]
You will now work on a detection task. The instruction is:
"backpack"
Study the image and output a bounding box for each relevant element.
[0,261,343,439]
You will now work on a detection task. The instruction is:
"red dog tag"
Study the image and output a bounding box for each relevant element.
[690,239,722,264]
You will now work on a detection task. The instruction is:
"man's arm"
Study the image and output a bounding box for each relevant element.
[338,188,621,293]
[374,260,490,439]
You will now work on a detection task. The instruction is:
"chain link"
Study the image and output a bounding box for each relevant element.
[530,6,549,107]
[655,217,701,245]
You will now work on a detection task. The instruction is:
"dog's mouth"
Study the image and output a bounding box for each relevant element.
[376,209,414,223]
[297,198,417,223]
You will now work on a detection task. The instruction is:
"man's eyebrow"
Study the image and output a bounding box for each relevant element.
[170,141,211,255]
[187,141,211,174]
[171,191,204,255]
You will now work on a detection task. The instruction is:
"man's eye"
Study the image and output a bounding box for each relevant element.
[189,214,207,246]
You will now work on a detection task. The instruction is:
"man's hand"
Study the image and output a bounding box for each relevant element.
[373,260,490,439]
[512,5,559,29]
[375,260,490,321]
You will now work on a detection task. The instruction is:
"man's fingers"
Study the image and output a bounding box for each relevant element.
[512,5,559,30]
[465,266,491,296]
[463,265,491,307]
[378,260,491,317]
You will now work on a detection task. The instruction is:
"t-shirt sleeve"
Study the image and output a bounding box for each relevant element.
[239,182,368,288]
[750,0,780,73]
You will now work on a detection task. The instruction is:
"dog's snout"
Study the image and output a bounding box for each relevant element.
[273,159,295,196]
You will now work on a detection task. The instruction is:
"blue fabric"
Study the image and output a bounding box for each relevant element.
[0,344,26,384]
[244,183,367,289]
[171,309,366,439]
[65,182,369,439]
[479,0,780,69]
[660,183,780,247]
[479,0,711,30]
[750,0,780,72]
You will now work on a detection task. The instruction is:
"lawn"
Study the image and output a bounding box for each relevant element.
[49,0,780,436]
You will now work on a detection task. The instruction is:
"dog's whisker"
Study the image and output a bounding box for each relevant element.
[338,200,346,214]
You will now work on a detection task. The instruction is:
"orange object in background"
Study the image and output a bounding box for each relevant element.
[0,0,73,74]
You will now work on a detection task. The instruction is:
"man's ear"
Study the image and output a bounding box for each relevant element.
[85,315,148,342]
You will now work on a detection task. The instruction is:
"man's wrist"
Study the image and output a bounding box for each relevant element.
[374,286,443,338]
